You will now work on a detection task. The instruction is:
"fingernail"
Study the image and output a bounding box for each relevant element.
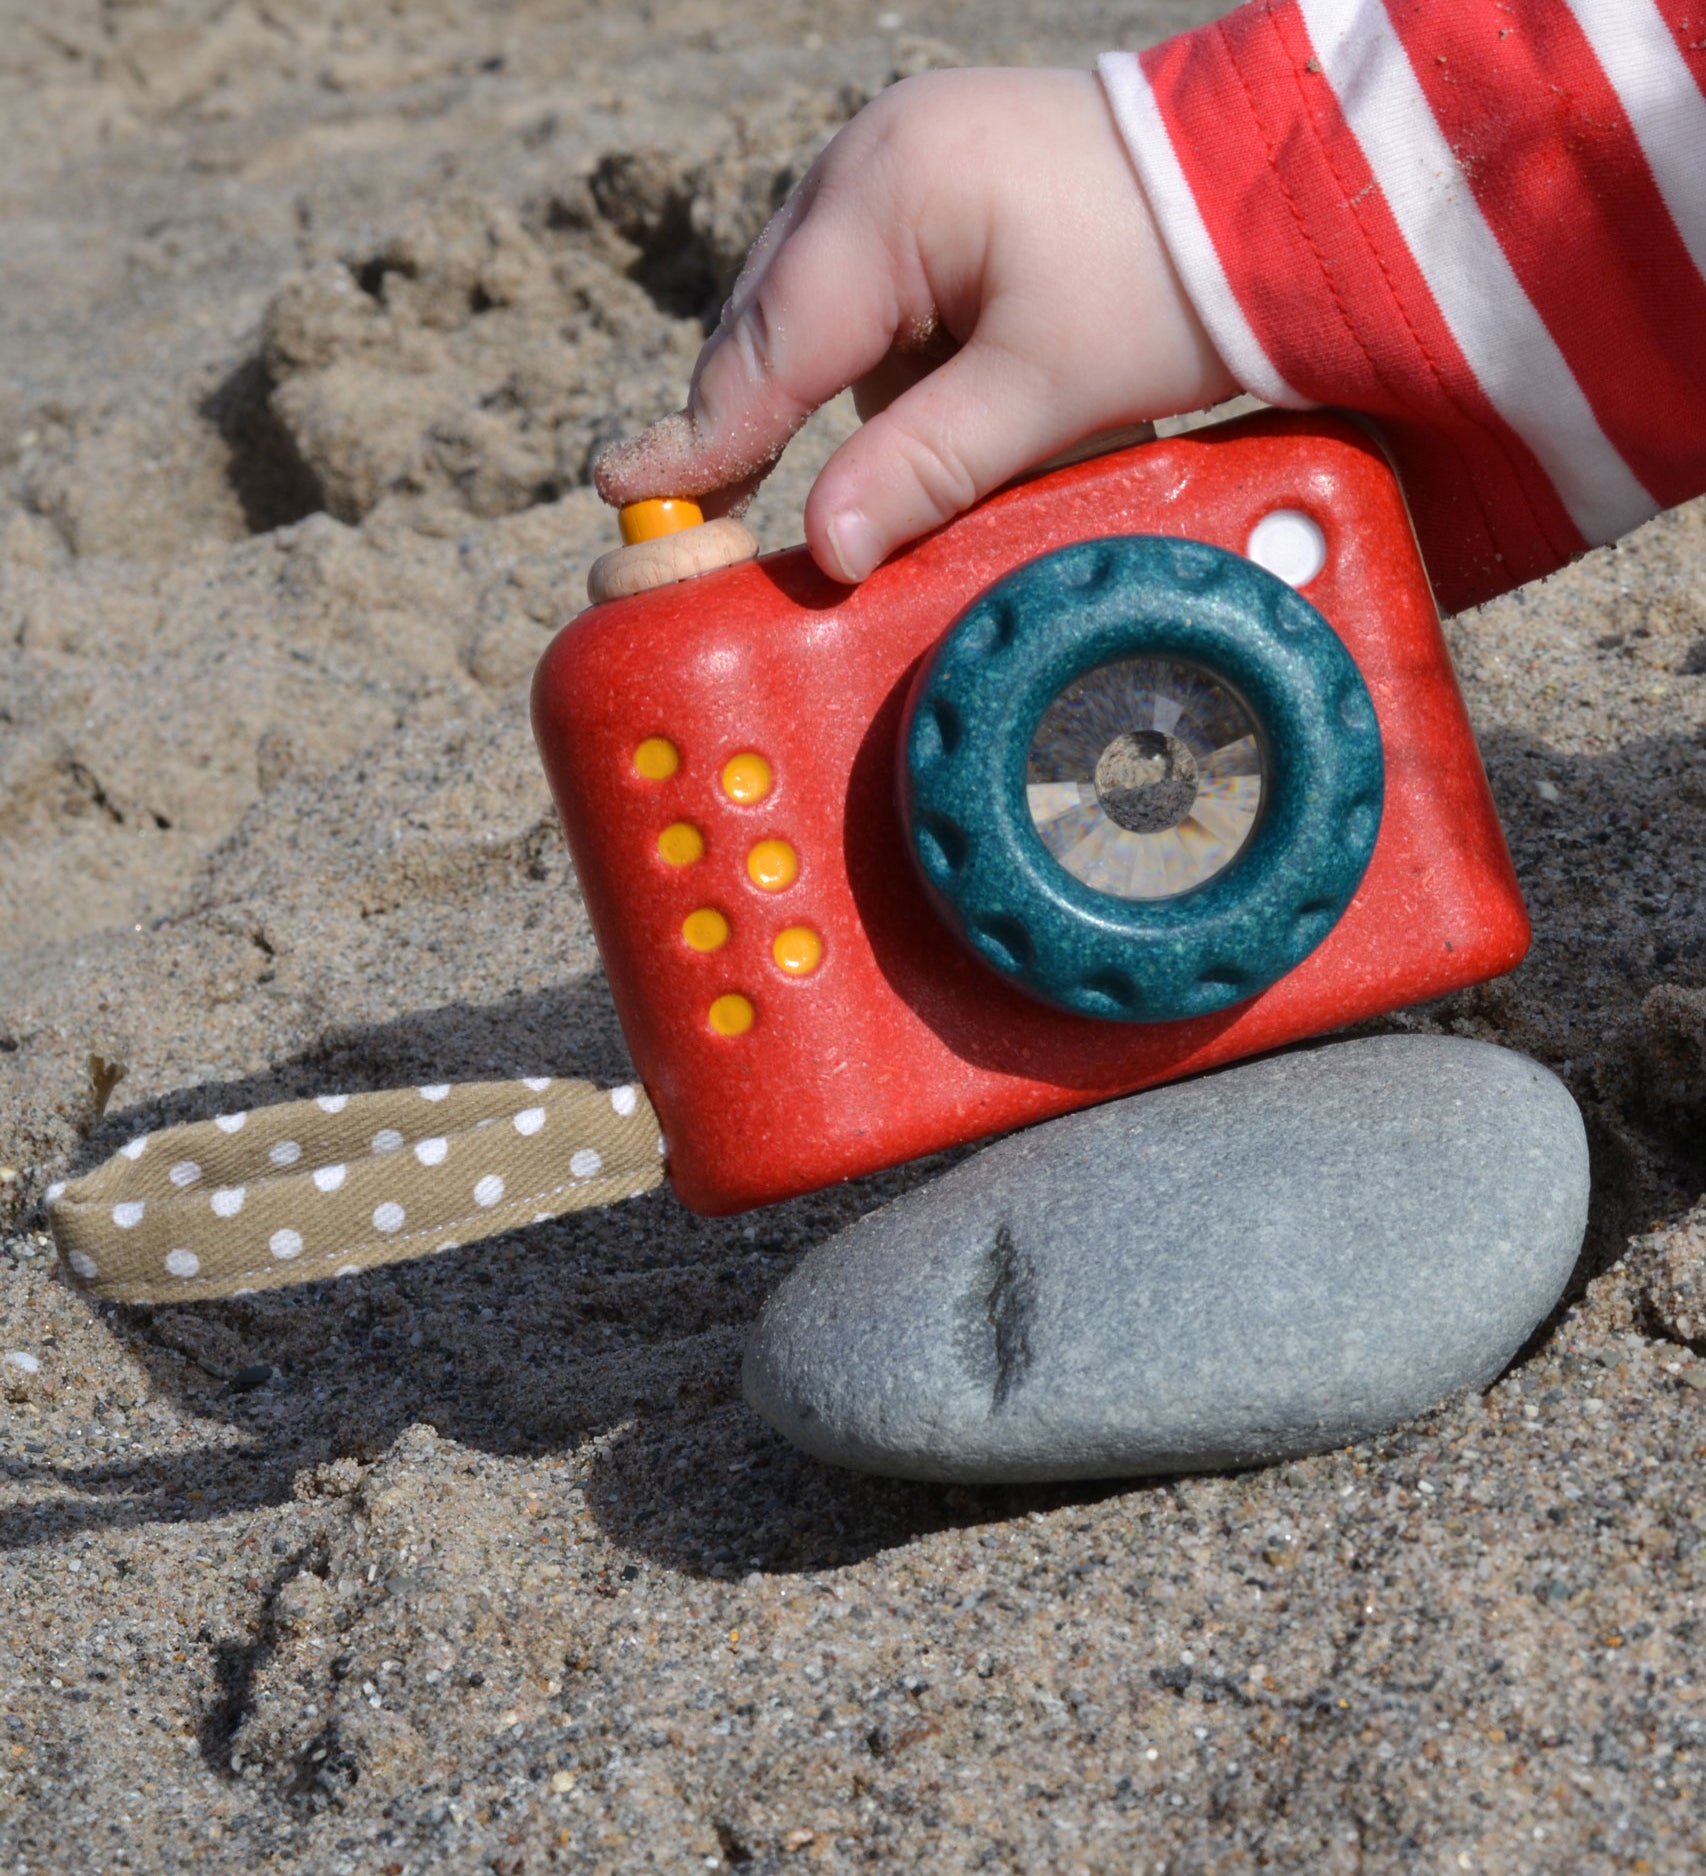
[825,509,880,583]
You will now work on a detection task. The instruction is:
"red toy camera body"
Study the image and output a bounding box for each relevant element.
[532,413,1528,1214]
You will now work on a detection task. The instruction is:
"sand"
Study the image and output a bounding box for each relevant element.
[5,2,1706,1870]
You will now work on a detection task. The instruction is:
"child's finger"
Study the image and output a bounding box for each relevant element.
[801,333,1095,583]
[596,159,921,508]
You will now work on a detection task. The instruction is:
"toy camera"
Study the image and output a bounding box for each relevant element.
[532,411,1528,1214]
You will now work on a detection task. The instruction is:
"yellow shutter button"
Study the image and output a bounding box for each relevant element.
[682,908,730,952]
[620,498,703,544]
[588,500,759,605]
[772,926,823,976]
[721,752,773,804]
[658,822,705,866]
[708,993,755,1036]
[747,839,798,891]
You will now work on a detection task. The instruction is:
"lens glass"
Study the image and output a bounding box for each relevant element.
[1026,658,1263,900]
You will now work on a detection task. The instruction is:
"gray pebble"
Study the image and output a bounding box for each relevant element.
[743,1037,1588,1483]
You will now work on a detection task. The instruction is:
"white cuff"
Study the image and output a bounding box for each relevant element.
[1096,50,1304,411]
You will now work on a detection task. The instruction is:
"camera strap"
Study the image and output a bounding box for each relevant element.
[48,1077,667,1305]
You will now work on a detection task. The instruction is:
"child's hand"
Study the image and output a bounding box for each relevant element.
[595,67,1235,584]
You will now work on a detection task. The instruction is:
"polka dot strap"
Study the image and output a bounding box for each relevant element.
[48,1078,665,1304]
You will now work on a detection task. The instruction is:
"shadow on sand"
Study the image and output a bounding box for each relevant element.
[12,723,1706,1571]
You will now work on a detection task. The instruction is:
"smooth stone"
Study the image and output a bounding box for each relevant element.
[742,1036,1589,1484]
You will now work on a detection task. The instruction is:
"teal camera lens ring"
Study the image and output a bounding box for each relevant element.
[901,535,1385,1023]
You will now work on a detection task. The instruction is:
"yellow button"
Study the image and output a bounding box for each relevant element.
[721,752,773,804]
[747,839,798,892]
[633,736,680,781]
[658,822,705,866]
[772,926,823,976]
[619,498,705,545]
[682,907,730,952]
[708,993,755,1036]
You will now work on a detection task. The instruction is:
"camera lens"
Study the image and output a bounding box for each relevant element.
[1026,657,1263,901]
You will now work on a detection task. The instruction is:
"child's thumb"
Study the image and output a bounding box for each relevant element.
[803,337,1090,583]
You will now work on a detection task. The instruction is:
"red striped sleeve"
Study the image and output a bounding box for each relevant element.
[1388,1,1706,515]
[1101,0,1706,614]
[1654,1,1706,85]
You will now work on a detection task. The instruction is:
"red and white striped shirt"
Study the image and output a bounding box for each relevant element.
[1099,2,1706,614]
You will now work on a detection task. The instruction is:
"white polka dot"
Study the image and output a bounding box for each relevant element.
[610,1084,638,1117]
[45,1181,66,1203]
[68,1250,97,1280]
[3,1351,41,1374]
[316,1094,348,1114]
[522,1076,552,1092]
[214,1111,248,1135]
[119,1135,148,1161]
[168,1160,202,1188]
[372,1201,405,1234]
[211,1186,245,1218]
[570,1149,602,1179]
[474,1175,504,1208]
[312,1164,346,1194]
[513,1106,546,1137]
[269,1139,302,1168]
[419,1084,451,1102]
[371,1128,404,1155]
[112,1201,145,1230]
[414,1137,448,1167]
[164,1249,200,1279]
[270,1228,304,1261]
